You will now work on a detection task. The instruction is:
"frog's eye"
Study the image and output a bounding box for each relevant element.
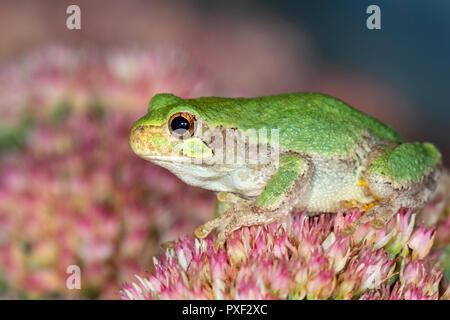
[168,112,196,137]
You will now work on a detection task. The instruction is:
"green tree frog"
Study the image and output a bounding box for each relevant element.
[129,93,442,246]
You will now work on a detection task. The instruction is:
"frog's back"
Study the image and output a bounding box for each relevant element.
[186,92,403,157]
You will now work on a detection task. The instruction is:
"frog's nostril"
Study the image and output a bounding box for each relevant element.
[138,125,144,131]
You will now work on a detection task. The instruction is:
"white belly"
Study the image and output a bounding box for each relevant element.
[152,156,374,212]
[296,158,374,212]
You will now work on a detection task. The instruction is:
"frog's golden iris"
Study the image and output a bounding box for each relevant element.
[169,112,196,138]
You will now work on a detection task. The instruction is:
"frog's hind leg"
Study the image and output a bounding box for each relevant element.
[342,142,442,235]
[342,197,400,235]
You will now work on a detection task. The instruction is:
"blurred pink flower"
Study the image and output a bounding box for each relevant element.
[0,46,216,298]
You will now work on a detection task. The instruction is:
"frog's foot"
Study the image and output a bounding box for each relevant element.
[339,199,367,212]
[194,213,232,239]
[195,199,265,242]
[341,224,357,236]
[342,198,397,235]
[340,198,380,235]
[214,204,288,248]
[369,218,387,229]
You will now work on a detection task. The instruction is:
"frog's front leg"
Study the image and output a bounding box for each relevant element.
[195,194,250,237]
[342,142,442,234]
[195,154,311,246]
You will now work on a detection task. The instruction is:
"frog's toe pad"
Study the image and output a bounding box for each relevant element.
[369,218,386,229]
[214,232,227,248]
[194,225,210,239]
[341,224,357,235]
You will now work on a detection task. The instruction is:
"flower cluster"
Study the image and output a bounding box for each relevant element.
[121,209,449,300]
[418,171,450,250]
[0,46,209,123]
[0,46,216,298]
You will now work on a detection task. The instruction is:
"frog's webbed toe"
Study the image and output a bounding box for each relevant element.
[341,223,357,236]
[342,198,398,235]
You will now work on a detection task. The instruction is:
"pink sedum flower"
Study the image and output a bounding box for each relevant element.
[120,210,448,300]
[408,223,436,260]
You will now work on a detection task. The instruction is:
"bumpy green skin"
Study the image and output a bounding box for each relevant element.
[256,155,304,207]
[369,142,441,182]
[133,93,403,157]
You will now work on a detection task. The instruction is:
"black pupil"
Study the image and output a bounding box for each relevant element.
[171,116,190,134]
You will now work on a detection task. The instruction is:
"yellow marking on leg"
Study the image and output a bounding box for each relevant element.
[217,192,229,202]
[339,179,382,214]
[217,192,236,211]
[357,179,382,202]
[341,179,385,235]
[362,201,377,211]
[340,199,379,212]
[339,199,364,210]
[217,191,242,204]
